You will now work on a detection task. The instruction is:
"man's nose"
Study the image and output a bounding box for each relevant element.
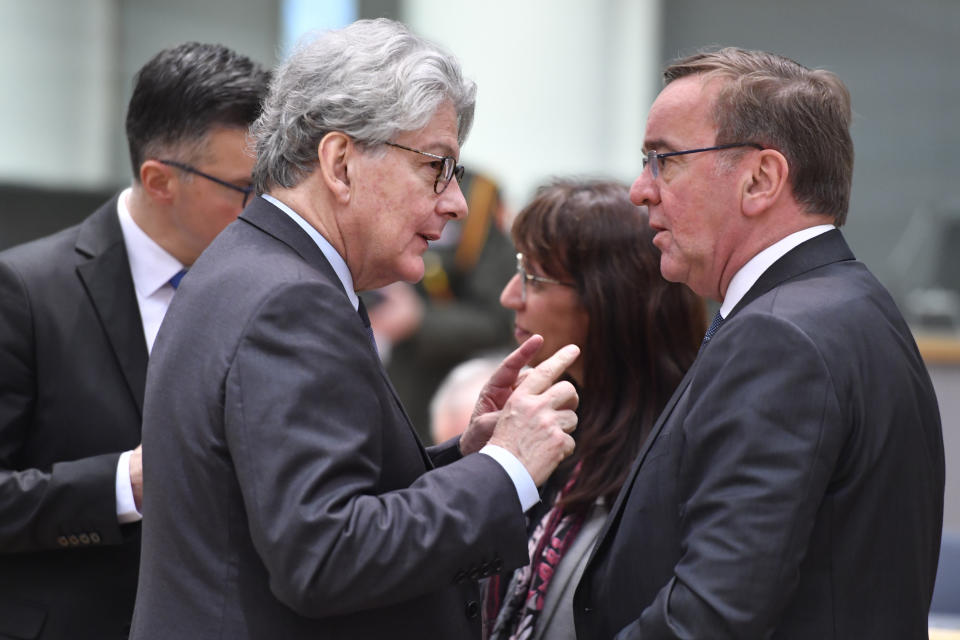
[630,168,659,207]
[439,177,468,220]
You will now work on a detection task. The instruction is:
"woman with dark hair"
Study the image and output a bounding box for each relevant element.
[484,179,705,640]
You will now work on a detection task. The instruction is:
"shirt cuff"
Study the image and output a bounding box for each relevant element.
[116,450,143,524]
[479,444,539,512]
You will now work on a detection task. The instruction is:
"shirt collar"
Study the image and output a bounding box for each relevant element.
[261,194,359,311]
[720,224,835,318]
[116,188,185,298]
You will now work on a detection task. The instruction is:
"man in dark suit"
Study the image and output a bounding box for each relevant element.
[574,48,944,639]
[130,19,580,640]
[0,43,268,639]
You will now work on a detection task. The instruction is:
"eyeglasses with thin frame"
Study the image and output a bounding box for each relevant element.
[641,142,764,179]
[158,159,255,207]
[515,253,574,303]
[383,141,466,195]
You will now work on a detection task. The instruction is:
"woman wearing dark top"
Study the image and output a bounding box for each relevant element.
[485,179,705,640]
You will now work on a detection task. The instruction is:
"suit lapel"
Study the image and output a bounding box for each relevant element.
[727,229,855,321]
[585,229,856,571]
[583,360,698,569]
[241,198,433,468]
[75,197,148,415]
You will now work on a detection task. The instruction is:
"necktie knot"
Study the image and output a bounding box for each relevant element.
[701,310,724,349]
[168,269,187,290]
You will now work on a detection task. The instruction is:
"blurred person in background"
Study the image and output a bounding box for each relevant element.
[484,179,705,640]
[367,168,516,439]
[0,42,268,639]
[430,354,505,445]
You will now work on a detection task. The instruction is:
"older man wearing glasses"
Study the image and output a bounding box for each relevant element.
[130,19,580,640]
[574,47,944,640]
[0,43,268,640]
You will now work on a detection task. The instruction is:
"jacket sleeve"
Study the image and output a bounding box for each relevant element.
[615,312,845,639]
[0,259,128,553]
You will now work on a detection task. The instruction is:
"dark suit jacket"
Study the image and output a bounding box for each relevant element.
[0,196,145,640]
[130,197,529,640]
[574,230,945,639]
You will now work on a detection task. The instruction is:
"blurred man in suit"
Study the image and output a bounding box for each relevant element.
[574,47,944,639]
[0,43,269,639]
[131,19,580,640]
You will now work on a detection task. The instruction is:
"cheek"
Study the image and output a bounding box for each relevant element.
[206,202,243,234]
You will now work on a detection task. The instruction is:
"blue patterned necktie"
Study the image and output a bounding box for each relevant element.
[700,310,724,350]
[168,269,187,290]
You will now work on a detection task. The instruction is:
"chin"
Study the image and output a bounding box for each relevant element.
[398,259,425,284]
[658,258,684,284]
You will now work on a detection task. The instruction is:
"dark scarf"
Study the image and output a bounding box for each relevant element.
[484,462,585,640]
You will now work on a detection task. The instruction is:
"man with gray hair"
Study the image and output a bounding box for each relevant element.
[130,19,579,640]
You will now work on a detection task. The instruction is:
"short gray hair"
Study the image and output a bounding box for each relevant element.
[252,18,476,192]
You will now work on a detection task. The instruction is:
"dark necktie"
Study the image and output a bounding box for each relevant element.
[168,269,187,290]
[700,310,724,350]
[356,298,379,355]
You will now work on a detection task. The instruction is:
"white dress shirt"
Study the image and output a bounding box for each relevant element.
[718,224,836,321]
[114,188,186,524]
[262,194,540,511]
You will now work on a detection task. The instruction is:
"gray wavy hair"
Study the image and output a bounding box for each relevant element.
[252,18,476,192]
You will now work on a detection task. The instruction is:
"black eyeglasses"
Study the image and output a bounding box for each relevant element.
[515,253,574,303]
[158,159,255,206]
[641,142,764,179]
[383,142,465,194]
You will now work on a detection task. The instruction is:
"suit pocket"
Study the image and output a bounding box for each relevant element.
[0,599,46,639]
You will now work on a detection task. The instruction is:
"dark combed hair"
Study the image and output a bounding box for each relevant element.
[125,42,271,179]
[512,179,705,512]
[664,47,853,225]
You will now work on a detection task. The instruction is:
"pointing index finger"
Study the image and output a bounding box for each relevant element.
[516,344,580,394]
[484,334,544,390]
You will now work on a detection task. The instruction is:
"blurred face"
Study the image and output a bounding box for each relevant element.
[343,101,468,291]
[500,253,588,385]
[628,76,745,300]
[171,126,254,264]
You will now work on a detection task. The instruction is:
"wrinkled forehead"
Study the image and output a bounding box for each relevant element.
[644,76,722,149]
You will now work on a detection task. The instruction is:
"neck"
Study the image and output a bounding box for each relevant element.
[716,210,834,300]
[127,185,194,265]
[267,179,343,257]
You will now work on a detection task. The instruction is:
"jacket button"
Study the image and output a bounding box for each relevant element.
[465,600,480,619]
[90,532,101,544]
[57,536,69,547]
[79,533,91,545]
[68,535,80,546]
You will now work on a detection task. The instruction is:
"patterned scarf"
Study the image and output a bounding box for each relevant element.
[485,462,584,640]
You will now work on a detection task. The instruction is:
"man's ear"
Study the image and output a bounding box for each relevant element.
[318,131,353,204]
[139,160,177,204]
[742,149,789,217]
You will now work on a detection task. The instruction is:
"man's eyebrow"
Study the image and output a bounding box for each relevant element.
[642,138,676,153]
[428,143,458,158]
